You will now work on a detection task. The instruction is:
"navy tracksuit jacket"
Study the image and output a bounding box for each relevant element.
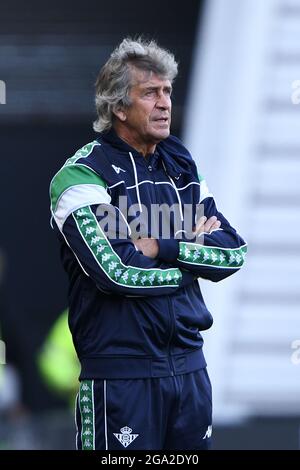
[50,128,247,449]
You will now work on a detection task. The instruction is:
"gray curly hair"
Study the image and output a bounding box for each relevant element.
[93,37,178,133]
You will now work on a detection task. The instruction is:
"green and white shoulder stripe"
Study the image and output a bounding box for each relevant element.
[50,141,107,230]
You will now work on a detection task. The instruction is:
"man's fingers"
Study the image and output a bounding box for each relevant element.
[194,216,221,236]
[195,215,217,233]
[133,238,159,258]
[203,216,218,233]
[210,220,221,231]
[193,216,207,233]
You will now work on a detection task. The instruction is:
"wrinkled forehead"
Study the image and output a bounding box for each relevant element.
[128,66,169,87]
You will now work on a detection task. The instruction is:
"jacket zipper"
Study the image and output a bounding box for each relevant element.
[144,156,176,376]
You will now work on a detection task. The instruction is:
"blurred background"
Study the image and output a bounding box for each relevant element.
[0,0,299,449]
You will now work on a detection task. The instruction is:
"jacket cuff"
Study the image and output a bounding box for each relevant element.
[157,238,179,262]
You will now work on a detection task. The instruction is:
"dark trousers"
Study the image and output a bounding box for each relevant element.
[75,368,212,450]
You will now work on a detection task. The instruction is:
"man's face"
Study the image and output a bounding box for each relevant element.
[121,68,172,148]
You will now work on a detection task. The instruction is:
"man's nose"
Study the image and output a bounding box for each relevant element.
[156,92,170,109]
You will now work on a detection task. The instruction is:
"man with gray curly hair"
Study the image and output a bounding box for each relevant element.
[93,38,178,135]
[50,37,247,450]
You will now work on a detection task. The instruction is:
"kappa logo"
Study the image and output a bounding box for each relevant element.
[113,426,139,448]
[112,164,126,174]
[202,425,212,439]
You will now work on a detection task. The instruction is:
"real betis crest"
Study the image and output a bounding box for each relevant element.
[113,426,139,448]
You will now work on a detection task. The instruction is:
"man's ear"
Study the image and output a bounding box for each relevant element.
[113,106,127,122]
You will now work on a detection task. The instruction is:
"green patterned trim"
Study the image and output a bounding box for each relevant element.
[79,380,95,450]
[50,140,101,211]
[50,165,107,213]
[66,140,100,165]
[178,242,247,269]
[73,206,182,289]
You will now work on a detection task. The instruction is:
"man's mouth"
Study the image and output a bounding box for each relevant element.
[153,117,169,122]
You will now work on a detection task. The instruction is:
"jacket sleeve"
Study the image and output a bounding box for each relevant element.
[50,163,195,296]
[157,175,247,282]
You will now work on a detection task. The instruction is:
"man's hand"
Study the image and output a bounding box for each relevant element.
[133,238,159,259]
[192,216,221,237]
[132,216,221,258]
